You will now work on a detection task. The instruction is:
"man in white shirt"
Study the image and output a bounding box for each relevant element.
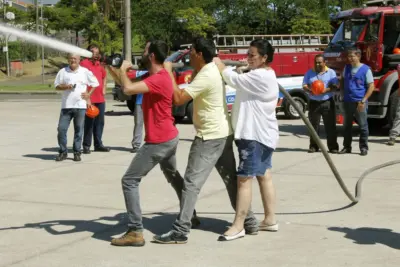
[54,53,99,162]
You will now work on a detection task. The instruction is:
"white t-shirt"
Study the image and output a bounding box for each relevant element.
[54,66,99,109]
[222,67,279,149]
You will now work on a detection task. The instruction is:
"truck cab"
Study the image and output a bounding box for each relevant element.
[324,1,400,125]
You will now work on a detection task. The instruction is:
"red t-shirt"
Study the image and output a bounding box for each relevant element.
[142,69,178,143]
[80,59,107,103]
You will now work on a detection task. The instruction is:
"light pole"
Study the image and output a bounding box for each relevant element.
[3,1,14,77]
[40,1,44,84]
[124,0,131,61]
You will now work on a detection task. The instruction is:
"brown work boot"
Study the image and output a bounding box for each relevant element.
[111,230,145,247]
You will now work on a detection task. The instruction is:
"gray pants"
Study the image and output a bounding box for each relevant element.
[122,135,184,231]
[389,96,400,138]
[172,135,258,236]
[131,104,143,149]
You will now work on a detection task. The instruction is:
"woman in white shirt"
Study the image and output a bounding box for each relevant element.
[214,39,279,241]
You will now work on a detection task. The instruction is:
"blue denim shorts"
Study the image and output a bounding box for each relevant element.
[235,139,274,177]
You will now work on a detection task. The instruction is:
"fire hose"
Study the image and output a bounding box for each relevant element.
[169,60,400,205]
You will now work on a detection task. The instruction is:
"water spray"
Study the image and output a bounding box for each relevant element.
[0,23,93,58]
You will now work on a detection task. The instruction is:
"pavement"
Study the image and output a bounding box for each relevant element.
[0,96,399,267]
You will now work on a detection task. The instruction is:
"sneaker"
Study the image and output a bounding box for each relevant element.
[111,230,145,247]
[360,149,368,156]
[307,147,318,153]
[83,147,91,154]
[55,152,67,162]
[130,147,140,153]
[73,153,81,162]
[387,138,396,146]
[191,214,201,229]
[339,148,352,154]
[152,231,188,244]
[244,226,259,235]
[94,146,110,152]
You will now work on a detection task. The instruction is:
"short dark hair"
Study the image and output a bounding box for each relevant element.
[315,54,325,61]
[250,39,274,63]
[347,48,362,56]
[148,40,169,64]
[192,37,216,63]
[87,43,99,51]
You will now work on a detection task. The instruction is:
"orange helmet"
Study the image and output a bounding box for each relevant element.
[311,80,325,95]
[86,105,99,118]
[393,48,400,54]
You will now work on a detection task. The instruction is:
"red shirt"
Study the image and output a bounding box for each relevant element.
[80,59,107,103]
[142,69,178,143]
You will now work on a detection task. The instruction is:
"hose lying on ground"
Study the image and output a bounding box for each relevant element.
[279,87,400,204]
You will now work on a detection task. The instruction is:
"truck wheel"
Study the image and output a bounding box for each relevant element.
[187,101,193,123]
[126,99,135,113]
[284,96,306,119]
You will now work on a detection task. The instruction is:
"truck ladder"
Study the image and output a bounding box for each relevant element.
[214,34,333,53]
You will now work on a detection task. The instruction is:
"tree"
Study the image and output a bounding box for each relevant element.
[175,7,217,38]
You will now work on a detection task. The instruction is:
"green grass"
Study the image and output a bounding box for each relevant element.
[0,84,55,92]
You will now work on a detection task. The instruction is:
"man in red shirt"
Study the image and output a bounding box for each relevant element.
[108,40,198,247]
[80,44,110,153]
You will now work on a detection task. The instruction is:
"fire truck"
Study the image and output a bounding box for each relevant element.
[113,34,333,121]
[325,0,400,127]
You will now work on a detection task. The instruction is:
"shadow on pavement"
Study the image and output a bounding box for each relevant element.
[328,226,400,250]
[105,110,133,116]
[22,154,56,161]
[0,212,230,242]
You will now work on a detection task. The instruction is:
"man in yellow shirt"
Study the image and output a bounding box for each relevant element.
[153,37,258,244]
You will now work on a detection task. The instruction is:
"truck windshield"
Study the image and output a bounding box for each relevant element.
[330,18,368,44]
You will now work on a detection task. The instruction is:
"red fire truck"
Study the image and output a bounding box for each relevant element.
[324,0,400,127]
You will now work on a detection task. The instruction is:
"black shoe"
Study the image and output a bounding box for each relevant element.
[152,231,188,244]
[83,147,91,154]
[308,147,318,153]
[55,152,67,162]
[244,227,259,235]
[130,147,139,153]
[94,146,110,152]
[329,149,339,154]
[387,138,396,146]
[191,214,201,229]
[339,148,351,154]
[73,153,81,162]
[360,149,368,156]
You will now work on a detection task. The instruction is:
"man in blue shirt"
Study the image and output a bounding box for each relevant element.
[131,70,148,153]
[303,54,339,153]
[339,48,375,156]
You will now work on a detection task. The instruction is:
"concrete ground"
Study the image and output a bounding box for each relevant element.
[0,95,399,267]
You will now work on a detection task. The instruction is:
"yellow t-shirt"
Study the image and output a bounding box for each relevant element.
[184,62,233,140]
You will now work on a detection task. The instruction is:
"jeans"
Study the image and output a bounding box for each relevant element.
[308,98,339,151]
[57,108,86,153]
[83,102,106,149]
[172,135,258,236]
[389,96,400,138]
[131,104,143,149]
[343,101,369,151]
[121,136,185,231]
